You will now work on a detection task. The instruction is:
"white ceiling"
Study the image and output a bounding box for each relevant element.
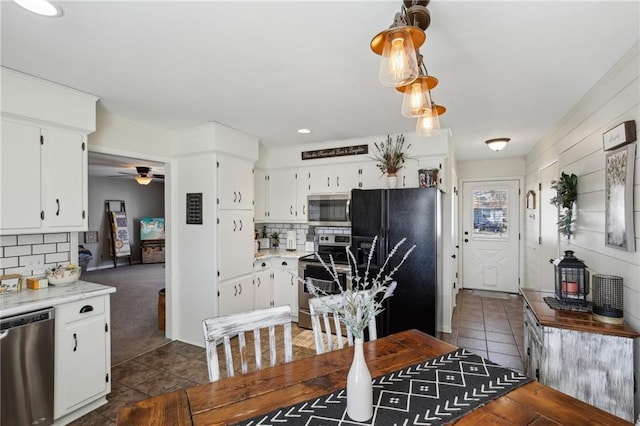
[1,1,638,165]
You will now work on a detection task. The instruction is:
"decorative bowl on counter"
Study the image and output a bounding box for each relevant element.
[47,265,81,286]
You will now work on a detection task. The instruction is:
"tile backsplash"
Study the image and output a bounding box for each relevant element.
[255,223,350,249]
[0,233,71,276]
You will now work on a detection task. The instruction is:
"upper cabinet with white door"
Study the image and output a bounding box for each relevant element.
[308,164,359,194]
[0,68,98,235]
[218,155,254,210]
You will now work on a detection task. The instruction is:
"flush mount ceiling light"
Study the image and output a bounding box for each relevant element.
[370,1,431,87]
[297,128,311,134]
[485,138,511,151]
[14,0,63,17]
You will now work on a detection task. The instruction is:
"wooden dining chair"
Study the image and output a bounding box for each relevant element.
[308,293,377,355]
[202,305,292,382]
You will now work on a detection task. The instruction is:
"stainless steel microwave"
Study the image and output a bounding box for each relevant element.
[307,194,351,227]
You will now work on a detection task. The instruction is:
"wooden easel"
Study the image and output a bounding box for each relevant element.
[105,200,132,268]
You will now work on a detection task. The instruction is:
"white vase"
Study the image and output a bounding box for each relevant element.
[387,173,397,188]
[346,338,373,421]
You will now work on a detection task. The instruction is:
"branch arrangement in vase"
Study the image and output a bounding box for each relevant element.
[371,134,411,176]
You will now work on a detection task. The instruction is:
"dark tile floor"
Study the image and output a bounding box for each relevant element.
[70,289,524,425]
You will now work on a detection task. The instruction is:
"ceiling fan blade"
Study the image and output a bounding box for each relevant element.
[118,171,137,176]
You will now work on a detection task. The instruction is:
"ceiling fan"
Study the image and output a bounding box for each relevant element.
[110,166,164,185]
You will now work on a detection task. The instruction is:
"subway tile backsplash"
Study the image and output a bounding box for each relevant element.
[0,233,71,276]
[255,223,351,249]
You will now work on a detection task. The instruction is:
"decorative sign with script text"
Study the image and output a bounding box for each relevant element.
[302,144,368,160]
[603,120,636,151]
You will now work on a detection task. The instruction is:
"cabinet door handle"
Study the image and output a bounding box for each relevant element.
[403,176,406,186]
[233,191,237,202]
[79,305,94,314]
[233,220,237,231]
[238,192,242,203]
[234,285,238,296]
[257,277,261,287]
[290,206,293,215]
[56,199,60,216]
[239,220,243,231]
[73,333,78,352]
[327,177,330,187]
[290,276,294,286]
[336,176,340,187]
[238,283,242,294]
[302,205,306,215]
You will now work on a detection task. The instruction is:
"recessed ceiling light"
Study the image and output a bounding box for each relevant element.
[297,128,312,134]
[14,0,63,17]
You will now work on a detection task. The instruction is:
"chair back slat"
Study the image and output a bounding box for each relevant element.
[308,292,377,355]
[202,305,292,382]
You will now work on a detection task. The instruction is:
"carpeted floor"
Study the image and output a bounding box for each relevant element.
[82,263,169,365]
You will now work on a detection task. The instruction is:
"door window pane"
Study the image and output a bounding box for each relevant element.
[473,189,509,239]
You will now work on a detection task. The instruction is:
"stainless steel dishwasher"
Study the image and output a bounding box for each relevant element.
[0,307,55,426]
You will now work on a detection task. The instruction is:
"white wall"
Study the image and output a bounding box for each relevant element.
[524,41,640,417]
[457,158,526,180]
[81,176,164,269]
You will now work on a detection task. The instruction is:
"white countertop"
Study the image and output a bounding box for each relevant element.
[0,280,115,318]
[254,249,313,261]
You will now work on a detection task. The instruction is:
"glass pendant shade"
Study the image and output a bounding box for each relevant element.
[378,28,419,87]
[416,108,440,137]
[401,78,433,118]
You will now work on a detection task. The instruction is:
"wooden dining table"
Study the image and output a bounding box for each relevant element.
[117,329,632,425]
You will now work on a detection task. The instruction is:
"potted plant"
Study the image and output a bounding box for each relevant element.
[270,232,280,248]
[372,134,411,188]
[550,172,578,238]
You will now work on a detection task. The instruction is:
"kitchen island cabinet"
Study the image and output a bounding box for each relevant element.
[521,289,639,422]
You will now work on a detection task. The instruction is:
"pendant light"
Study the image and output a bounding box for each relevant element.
[370,7,429,88]
[416,104,445,137]
[397,53,438,118]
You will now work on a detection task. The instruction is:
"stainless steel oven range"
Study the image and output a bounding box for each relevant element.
[298,233,351,329]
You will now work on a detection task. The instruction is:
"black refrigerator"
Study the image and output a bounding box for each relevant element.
[350,187,441,337]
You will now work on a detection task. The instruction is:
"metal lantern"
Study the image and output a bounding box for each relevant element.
[552,250,589,304]
[592,274,624,324]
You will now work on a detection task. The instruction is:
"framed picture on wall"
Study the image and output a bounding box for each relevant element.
[605,143,636,252]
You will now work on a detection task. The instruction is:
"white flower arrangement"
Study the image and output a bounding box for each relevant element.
[304,236,415,339]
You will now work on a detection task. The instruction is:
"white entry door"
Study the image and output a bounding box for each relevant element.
[462,180,520,293]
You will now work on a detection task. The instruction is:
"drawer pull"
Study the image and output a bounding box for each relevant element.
[80,305,94,314]
[282,261,288,266]
[261,262,266,267]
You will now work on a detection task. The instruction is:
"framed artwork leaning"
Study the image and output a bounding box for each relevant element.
[605,143,636,252]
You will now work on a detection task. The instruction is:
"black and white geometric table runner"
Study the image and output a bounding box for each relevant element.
[238,348,532,426]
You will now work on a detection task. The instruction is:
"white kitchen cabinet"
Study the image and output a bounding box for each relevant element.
[399,160,420,188]
[265,168,309,222]
[54,295,110,420]
[254,168,268,222]
[254,260,272,309]
[357,162,385,189]
[272,257,298,319]
[218,155,254,210]
[308,164,358,194]
[0,120,87,234]
[218,210,254,281]
[267,169,297,221]
[218,275,255,316]
[1,120,42,231]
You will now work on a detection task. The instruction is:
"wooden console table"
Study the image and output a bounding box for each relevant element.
[522,289,639,422]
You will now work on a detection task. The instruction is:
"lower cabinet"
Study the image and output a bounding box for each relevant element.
[272,257,298,319]
[54,295,110,421]
[254,260,273,309]
[522,293,637,422]
[218,275,255,317]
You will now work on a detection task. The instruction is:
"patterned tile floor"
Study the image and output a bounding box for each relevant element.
[70,289,524,425]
